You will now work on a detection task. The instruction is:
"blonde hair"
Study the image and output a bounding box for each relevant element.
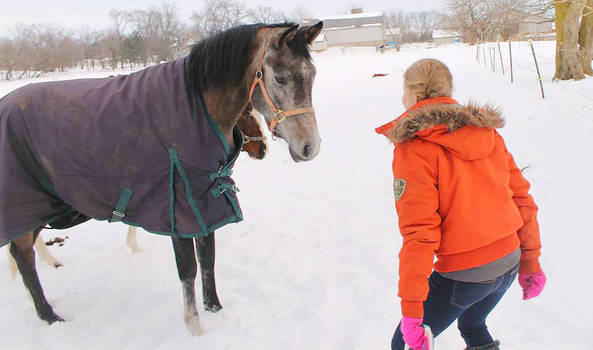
[404,59,453,101]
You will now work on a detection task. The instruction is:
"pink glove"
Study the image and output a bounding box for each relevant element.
[518,271,546,300]
[401,317,431,350]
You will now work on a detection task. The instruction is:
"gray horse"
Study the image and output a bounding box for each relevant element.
[1,22,322,335]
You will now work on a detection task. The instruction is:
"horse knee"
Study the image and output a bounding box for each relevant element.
[10,232,36,267]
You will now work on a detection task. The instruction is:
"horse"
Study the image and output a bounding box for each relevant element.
[1,21,323,335]
[6,106,269,271]
[238,104,268,160]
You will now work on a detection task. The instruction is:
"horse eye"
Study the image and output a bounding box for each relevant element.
[274,74,287,85]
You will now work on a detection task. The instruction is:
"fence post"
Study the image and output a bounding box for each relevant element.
[476,45,480,63]
[529,40,545,99]
[483,47,487,67]
[497,41,505,75]
[490,47,496,73]
[509,41,514,83]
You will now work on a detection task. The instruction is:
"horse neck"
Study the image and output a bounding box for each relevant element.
[201,84,250,150]
[201,30,268,151]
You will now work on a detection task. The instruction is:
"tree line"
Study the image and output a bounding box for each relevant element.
[438,0,591,80]
[0,0,311,80]
[2,0,590,81]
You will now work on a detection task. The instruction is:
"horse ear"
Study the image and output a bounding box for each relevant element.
[299,21,324,44]
[278,25,299,47]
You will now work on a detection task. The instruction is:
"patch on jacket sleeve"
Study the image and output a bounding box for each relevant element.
[393,179,407,201]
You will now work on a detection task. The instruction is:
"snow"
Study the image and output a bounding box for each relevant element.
[1,41,593,349]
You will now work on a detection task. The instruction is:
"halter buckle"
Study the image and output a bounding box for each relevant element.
[274,110,286,123]
[255,70,263,79]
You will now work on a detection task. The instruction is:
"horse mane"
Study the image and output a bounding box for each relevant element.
[186,23,312,93]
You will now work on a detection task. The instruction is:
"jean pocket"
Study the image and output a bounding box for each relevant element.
[501,264,519,290]
[450,280,494,308]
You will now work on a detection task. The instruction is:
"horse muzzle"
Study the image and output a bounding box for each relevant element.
[289,138,321,162]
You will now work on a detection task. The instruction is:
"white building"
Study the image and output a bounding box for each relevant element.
[311,34,328,51]
[302,9,388,47]
[515,14,556,40]
[432,30,463,45]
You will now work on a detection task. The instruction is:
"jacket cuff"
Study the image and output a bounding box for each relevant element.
[519,259,542,274]
[401,300,424,318]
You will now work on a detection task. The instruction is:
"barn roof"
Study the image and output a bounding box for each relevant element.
[303,12,385,30]
[318,12,384,21]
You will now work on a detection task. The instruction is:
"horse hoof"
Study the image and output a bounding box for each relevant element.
[185,315,205,336]
[42,312,65,324]
[205,302,223,313]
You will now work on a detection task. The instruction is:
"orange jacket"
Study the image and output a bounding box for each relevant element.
[376,97,542,318]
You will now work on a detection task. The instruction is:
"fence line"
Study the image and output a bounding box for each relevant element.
[473,41,593,102]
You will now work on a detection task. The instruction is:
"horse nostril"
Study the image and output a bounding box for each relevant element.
[303,144,311,158]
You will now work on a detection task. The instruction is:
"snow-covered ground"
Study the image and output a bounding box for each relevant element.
[1,41,592,349]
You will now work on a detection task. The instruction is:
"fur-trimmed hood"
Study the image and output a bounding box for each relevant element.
[376,97,505,161]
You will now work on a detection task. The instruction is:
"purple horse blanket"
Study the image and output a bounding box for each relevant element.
[0,57,243,246]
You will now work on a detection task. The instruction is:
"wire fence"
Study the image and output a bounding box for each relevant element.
[475,41,593,102]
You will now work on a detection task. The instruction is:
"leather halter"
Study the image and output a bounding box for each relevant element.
[248,30,315,134]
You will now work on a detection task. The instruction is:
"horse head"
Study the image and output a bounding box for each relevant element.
[238,104,267,160]
[249,22,323,162]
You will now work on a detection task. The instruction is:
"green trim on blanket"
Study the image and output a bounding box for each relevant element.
[224,191,244,221]
[40,178,58,197]
[169,148,209,234]
[169,148,177,233]
[120,214,239,238]
[200,95,230,156]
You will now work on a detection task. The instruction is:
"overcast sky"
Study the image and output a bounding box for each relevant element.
[1,0,443,32]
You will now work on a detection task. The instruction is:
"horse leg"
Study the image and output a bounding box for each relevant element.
[10,230,64,324]
[126,226,142,253]
[33,234,62,268]
[171,237,204,335]
[196,233,222,312]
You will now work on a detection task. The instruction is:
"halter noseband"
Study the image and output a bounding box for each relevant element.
[242,134,267,144]
[248,29,316,134]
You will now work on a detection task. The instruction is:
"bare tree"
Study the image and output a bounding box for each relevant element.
[78,26,103,70]
[386,9,406,30]
[190,0,246,40]
[442,0,535,42]
[578,0,593,75]
[0,38,18,80]
[286,5,313,23]
[555,0,587,80]
[385,9,441,43]
[247,6,286,24]
[0,2,188,79]
[152,3,184,61]
[109,9,130,69]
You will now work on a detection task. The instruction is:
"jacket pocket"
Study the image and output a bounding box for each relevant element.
[450,280,495,308]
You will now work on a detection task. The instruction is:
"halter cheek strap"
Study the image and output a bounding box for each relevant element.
[248,30,316,133]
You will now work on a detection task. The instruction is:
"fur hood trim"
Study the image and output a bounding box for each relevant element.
[385,102,505,143]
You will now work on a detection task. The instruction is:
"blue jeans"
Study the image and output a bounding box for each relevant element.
[391,264,518,349]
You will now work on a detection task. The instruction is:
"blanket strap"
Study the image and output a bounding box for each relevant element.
[110,188,133,222]
[168,148,209,235]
